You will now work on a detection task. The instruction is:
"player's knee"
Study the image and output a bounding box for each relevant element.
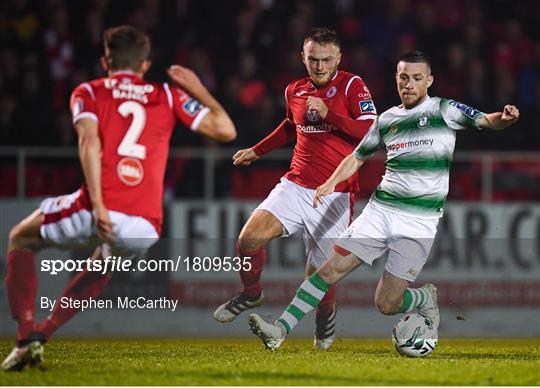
[375,296,400,315]
[8,222,37,250]
[237,235,264,254]
[9,223,27,243]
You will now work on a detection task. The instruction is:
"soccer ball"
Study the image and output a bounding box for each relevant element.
[392,312,438,357]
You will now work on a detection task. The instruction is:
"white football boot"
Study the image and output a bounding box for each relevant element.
[1,341,44,371]
[248,313,286,351]
[213,291,264,323]
[418,283,440,328]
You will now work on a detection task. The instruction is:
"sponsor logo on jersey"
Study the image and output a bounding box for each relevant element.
[386,138,434,152]
[449,100,481,120]
[296,122,336,133]
[117,157,144,186]
[295,90,309,96]
[358,86,371,99]
[305,109,321,123]
[418,116,429,128]
[326,86,337,98]
[360,100,376,113]
[182,98,202,116]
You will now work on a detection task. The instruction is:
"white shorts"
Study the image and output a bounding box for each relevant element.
[40,188,159,255]
[256,178,353,268]
[335,201,438,282]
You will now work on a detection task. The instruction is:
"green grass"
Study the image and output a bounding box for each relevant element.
[1,338,538,385]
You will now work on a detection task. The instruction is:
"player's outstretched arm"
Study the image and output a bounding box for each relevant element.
[167,65,236,142]
[248,118,296,160]
[478,105,519,130]
[75,118,115,243]
[313,153,364,208]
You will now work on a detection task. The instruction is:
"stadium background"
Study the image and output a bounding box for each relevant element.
[0,0,539,339]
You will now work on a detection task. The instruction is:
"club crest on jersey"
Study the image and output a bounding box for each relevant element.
[117,157,144,186]
[326,86,337,98]
[418,116,429,128]
[359,100,376,113]
[182,98,202,116]
[305,109,321,123]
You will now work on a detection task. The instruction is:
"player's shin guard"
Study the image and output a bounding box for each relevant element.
[238,242,266,298]
[6,250,37,344]
[277,273,330,334]
[36,269,111,340]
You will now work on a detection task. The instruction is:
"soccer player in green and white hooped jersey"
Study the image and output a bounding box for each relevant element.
[248,50,520,350]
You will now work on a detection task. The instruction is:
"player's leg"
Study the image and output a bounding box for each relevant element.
[213,209,283,322]
[3,189,99,371]
[305,261,337,350]
[381,214,440,327]
[249,248,361,350]
[250,201,388,350]
[35,211,157,341]
[375,269,438,326]
[215,179,305,323]
[1,210,46,371]
[35,245,111,340]
[5,209,44,344]
[301,189,352,350]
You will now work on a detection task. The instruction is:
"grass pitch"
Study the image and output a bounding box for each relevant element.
[0,338,538,385]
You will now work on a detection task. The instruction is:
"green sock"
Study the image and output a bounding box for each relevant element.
[277,273,330,334]
[399,287,429,313]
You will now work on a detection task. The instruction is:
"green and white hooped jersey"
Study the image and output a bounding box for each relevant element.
[355,96,485,218]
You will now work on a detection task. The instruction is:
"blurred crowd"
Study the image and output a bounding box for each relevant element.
[1,0,539,150]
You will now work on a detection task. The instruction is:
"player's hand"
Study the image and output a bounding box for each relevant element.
[94,204,115,244]
[167,65,204,95]
[501,105,519,122]
[232,148,260,166]
[313,181,336,208]
[306,97,329,119]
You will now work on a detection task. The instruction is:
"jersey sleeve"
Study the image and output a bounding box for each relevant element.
[166,83,210,131]
[284,83,294,121]
[440,98,485,130]
[354,118,383,160]
[345,77,377,121]
[70,83,98,124]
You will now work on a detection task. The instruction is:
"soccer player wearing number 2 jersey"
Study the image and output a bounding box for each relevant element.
[214,28,377,350]
[249,50,519,351]
[1,25,236,371]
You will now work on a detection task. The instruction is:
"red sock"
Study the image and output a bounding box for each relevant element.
[6,250,37,343]
[317,283,337,318]
[238,242,266,298]
[36,269,110,340]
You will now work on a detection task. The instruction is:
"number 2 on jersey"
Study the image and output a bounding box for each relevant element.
[117,101,146,159]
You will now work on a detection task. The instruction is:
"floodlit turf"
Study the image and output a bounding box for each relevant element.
[0,338,538,385]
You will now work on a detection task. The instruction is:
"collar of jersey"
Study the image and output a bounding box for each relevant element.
[398,95,431,112]
[110,70,139,78]
[309,70,339,89]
